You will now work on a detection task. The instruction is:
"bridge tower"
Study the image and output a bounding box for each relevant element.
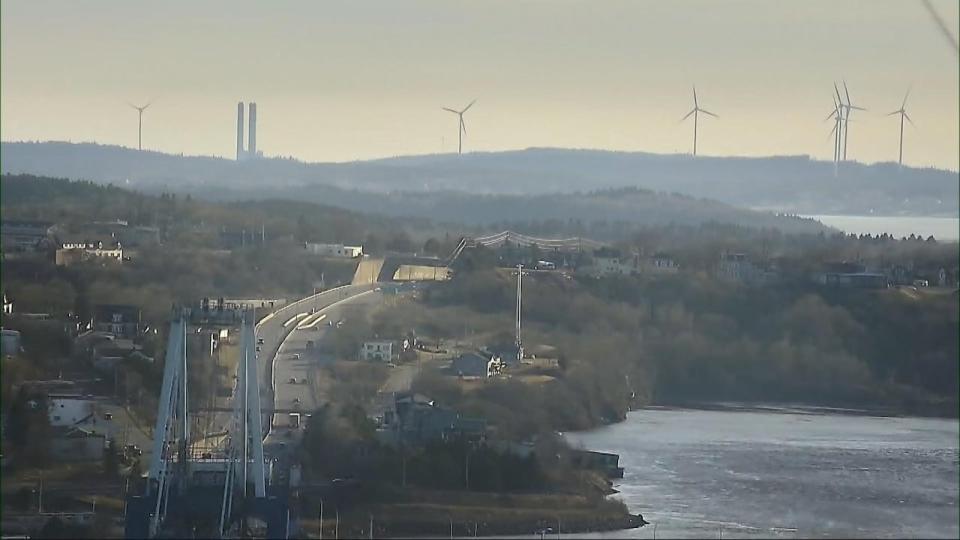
[124,306,289,539]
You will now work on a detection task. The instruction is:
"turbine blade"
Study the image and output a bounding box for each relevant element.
[902,88,911,108]
[442,107,459,114]
[824,109,839,122]
[904,112,914,126]
[843,80,852,105]
[681,109,696,122]
[700,109,718,118]
[850,105,867,111]
[834,82,844,106]
[692,85,698,108]
[887,110,902,116]
[829,122,837,138]
[461,99,476,113]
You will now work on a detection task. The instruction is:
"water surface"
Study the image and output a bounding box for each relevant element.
[565,406,959,539]
[804,215,959,241]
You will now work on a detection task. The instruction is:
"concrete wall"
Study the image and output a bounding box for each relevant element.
[352,257,385,285]
[392,265,451,282]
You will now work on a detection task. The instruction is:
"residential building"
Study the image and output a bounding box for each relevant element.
[48,394,99,427]
[484,343,522,367]
[49,427,106,462]
[716,252,758,283]
[380,392,486,446]
[646,252,679,274]
[570,449,624,478]
[816,272,889,289]
[93,304,141,338]
[55,238,123,266]
[361,340,393,362]
[451,352,500,379]
[1,329,21,356]
[0,220,56,252]
[304,243,363,258]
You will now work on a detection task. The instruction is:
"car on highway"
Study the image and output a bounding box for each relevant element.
[104,412,113,420]
[293,353,300,360]
[257,338,264,345]
[288,377,297,384]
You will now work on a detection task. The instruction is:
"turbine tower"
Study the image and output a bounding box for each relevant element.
[887,89,914,167]
[680,85,718,156]
[442,99,476,155]
[129,101,152,151]
[838,81,866,162]
[825,96,843,176]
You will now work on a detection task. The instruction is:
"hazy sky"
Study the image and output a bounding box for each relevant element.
[2,0,958,170]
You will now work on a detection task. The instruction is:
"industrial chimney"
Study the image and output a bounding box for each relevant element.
[236,102,245,161]
[248,102,257,158]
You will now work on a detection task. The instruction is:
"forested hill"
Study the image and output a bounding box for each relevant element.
[0,143,833,236]
[2,141,957,216]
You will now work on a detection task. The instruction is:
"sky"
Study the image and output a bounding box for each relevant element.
[2,0,958,170]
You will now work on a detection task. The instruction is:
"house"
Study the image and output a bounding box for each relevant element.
[49,427,106,462]
[484,343,523,367]
[55,238,123,266]
[380,392,487,446]
[645,253,679,274]
[91,338,142,372]
[716,252,758,283]
[93,304,141,338]
[1,329,21,357]
[0,220,56,252]
[48,394,102,427]
[816,272,888,289]
[451,352,500,379]
[361,341,393,362]
[304,243,363,258]
[570,449,624,478]
[587,248,637,276]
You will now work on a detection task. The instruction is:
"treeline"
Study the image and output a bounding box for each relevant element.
[419,266,958,436]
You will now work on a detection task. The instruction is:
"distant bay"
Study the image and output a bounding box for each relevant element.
[804,214,959,241]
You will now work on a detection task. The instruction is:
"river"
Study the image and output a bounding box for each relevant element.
[803,215,959,241]
[564,406,959,539]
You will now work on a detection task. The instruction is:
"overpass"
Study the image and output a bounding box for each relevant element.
[443,230,606,267]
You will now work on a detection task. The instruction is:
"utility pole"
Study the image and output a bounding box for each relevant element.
[319,499,324,540]
[369,513,374,540]
[335,509,339,540]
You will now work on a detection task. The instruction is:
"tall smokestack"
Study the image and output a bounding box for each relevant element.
[237,102,245,161]
[248,102,257,159]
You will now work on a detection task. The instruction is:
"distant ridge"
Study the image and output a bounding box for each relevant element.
[1,141,956,219]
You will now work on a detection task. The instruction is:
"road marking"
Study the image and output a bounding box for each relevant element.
[282,313,308,328]
[297,313,327,330]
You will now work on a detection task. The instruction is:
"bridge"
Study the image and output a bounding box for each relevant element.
[124,284,377,539]
[443,230,605,267]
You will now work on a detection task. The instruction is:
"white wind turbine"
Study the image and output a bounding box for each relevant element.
[839,80,867,162]
[680,85,717,156]
[128,101,152,151]
[442,99,476,155]
[887,89,914,168]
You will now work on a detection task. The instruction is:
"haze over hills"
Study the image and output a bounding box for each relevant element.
[3,142,957,219]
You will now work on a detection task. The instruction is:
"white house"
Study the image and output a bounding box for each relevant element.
[304,243,363,258]
[48,394,99,427]
[55,239,123,266]
[361,341,393,361]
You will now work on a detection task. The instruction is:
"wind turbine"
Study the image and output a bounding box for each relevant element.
[887,89,914,167]
[128,101,152,150]
[840,80,867,161]
[680,85,717,156]
[825,96,842,175]
[442,99,476,155]
[823,98,843,163]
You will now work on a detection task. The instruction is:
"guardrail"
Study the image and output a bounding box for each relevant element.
[255,283,377,439]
